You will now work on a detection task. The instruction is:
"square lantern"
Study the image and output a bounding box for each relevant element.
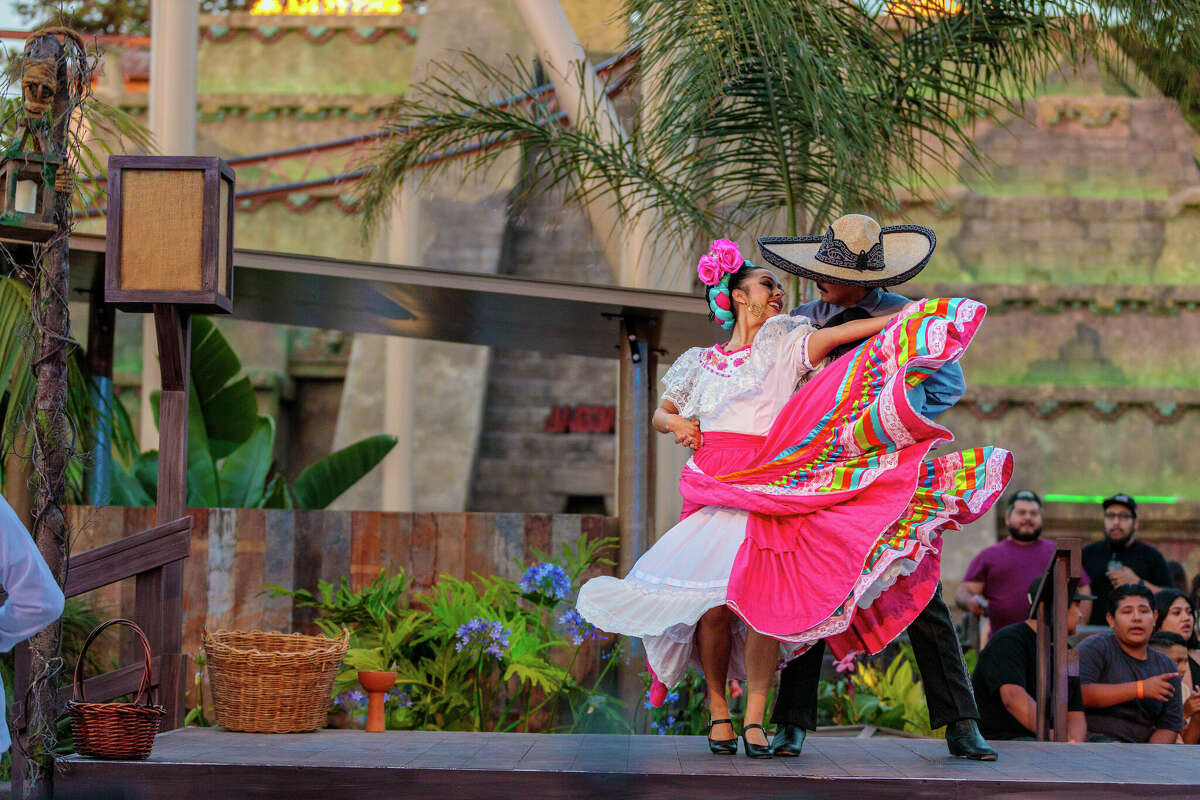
[104,155,236,314]
[0,141,60,243]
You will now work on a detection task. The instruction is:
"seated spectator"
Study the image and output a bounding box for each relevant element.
[1149,631,1200,744]
[1155,589,1200,664]
[1,494,65,755]
[1081,494,1172,626]
[957,490,1092,632]
[971,577,1091,741]
[1077,584,1183,742]
[1168,561,1190,595]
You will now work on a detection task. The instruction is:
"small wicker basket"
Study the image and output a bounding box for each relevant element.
[67,619,166,760]
[203,628,349,733]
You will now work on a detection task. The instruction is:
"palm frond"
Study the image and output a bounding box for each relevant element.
[358,1,1200,287]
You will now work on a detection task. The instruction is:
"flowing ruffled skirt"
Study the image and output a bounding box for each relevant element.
[577,298,1013,687]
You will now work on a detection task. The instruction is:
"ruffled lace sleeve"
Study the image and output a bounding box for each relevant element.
[750,315,820,382]
[660,347,704,416]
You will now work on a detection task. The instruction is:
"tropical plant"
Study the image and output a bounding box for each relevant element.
[0,275,141,501]
[107,316,397,509]
[264,533,627,734]
[356,1,1200,289]
[817,643,978,737]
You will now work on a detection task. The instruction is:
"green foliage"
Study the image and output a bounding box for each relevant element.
[110,316,396,509]
[817,644,975,737]
[0,275,140,502]
[267,533,627,734]
[358,2,1200,294]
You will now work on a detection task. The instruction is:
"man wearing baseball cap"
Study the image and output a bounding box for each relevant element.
[971,576,1094,741]
[1081,494,1172,626]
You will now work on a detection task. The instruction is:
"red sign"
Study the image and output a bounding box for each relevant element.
[545,405,616,434]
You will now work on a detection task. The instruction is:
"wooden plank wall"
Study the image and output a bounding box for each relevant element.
[66,507,620,685]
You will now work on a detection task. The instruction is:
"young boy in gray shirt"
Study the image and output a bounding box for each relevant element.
[1078,584,1183,742]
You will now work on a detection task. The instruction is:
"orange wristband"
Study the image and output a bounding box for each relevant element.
[1137,680,1144,699]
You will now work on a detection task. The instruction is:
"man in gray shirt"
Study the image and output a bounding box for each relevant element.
[1078,583,1183,742]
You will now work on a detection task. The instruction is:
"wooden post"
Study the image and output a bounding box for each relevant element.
[85,267,115,504]
[617,316,657,576]
[1031,538,1081,742]
[17,31,72,799]
[616,315,657,721]
[134,303,192,730]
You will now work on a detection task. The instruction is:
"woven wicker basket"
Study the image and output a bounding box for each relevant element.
[203,628,349,733]
[67,619,166,760]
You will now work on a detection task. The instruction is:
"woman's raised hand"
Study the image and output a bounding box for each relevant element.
[669,414,703,450]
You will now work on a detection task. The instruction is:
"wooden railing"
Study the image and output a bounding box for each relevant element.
[1029,537,1082,742]
[11,515,193,793]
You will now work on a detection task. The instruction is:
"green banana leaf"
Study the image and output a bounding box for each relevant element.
[290,434,397,510]
[218,416,275,508]
[184,382,220,508]
[189,317,258,459]
[133,450,159,500]
[109,459,153,507]
[259,473,292,509]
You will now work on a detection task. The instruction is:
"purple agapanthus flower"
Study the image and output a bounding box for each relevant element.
[385,688,413,708]
[334,689,367,710]
[519,562,570,601]
[559,608,602,645]
[455,618,511,660]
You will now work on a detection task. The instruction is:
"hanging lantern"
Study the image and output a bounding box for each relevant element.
[104,155,236,314]
[0,128,60,243]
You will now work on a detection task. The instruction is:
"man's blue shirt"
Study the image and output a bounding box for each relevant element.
[791,288,965,419]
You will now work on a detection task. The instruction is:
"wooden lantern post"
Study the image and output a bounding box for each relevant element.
[102,154,236,729]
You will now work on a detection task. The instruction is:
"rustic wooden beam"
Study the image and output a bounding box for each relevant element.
[1030,538,1081,742]
[616,315,658,576]
[64,517,192,597]
[55,656,162,710]
[139,303,193,732]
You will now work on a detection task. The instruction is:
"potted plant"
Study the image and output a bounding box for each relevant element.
[341,614,424,732]
[265,569,427,731]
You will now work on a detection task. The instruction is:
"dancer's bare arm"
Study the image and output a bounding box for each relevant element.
[654,400,702,450]
[806,313,896,365]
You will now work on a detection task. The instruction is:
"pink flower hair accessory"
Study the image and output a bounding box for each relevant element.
[696,239,745,285]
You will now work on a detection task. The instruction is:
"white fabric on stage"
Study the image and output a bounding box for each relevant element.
[578,505,781,687]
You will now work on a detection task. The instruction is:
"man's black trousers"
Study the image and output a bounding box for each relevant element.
[769,584,979,730]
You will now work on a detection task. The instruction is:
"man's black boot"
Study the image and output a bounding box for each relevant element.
[770,724,806,757]
[945,719,997,761]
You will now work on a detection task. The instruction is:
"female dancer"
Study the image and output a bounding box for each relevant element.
[577,233,1011,756]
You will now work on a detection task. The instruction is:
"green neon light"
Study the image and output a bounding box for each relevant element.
[1042,494,1179,504]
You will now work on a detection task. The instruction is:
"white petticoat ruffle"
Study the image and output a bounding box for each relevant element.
[576,506,751,687]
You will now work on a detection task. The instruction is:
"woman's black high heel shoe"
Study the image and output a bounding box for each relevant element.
[706,718,738,755]
[741,723,772,759]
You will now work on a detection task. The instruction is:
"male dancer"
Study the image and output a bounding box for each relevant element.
[757,215,996,760]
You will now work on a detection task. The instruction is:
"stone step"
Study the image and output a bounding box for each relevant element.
[471,458,613,498]
[485,375,617,409]
[477,430,615,462]
[487,349,618,383]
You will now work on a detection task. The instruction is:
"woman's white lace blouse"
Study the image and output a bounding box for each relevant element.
[660,315,822,436]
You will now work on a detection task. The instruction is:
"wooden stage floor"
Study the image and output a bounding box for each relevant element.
[56,728,1200,799]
